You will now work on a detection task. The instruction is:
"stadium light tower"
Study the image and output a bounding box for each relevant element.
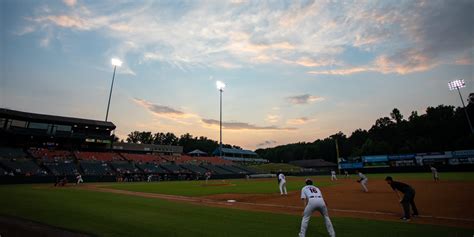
[448,79,474,134]
[105,58,123,122]
[216,81,226,158]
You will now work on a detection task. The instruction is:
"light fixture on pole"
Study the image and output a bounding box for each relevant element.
[105,58,123,122]
[448,79,474,134]
[216,80,226,158]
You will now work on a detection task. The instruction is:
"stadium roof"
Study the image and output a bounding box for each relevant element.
[214,147,258,156]
[0,108,116,128]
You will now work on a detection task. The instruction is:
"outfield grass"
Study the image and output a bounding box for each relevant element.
[249,163,301,173]
[104,178,330,196]
[0,184,471,237]
[344,172,474,181]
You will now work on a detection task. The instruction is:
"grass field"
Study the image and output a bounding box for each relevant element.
[1,172,473,237]
[104,178,332,196]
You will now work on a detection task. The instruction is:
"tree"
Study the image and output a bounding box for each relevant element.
[126,131,141,143]
[390,108,404,123]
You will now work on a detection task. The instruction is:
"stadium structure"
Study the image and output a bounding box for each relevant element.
[0,108,262,184]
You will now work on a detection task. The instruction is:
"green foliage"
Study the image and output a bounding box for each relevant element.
[257,104,474,163]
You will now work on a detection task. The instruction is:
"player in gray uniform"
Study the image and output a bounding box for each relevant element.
[298,179,335,237]
[356,170,368,192]
[430,166,439,182]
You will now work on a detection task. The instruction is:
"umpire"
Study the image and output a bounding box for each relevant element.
[385,176,419,221]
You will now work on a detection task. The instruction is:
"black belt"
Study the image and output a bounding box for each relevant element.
[309,196,321,198]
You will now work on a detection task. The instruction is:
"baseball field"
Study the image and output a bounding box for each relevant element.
[1,172,473,237]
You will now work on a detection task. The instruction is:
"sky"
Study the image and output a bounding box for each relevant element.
[1,0,473,150]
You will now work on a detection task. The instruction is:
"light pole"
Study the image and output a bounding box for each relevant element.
[448,79,474,134]
[216,81,226,158]
[105,58,122,122]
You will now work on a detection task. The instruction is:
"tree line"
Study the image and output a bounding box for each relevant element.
[255,104,474,164]
[121,131,241,154]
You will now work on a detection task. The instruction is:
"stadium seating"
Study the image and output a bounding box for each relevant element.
[110,161,139,173]
[232,165,259,174]
[0,166,8,176]
[198,156,234,165]
[0,147,26,159]
[135,163,168,174]
[0,159,47,176]
[180,164,209,174]
[216,165,249,174]
[200,164,233,175]
[43,161,78,176]
[165,155,198,164]
[29,148,74,161]
[161,163,188,173]
[79,160,114,176]
[121,153,168,163]
[75,151,123,161]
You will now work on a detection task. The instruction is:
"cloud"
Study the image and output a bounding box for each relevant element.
[286,117,315,125]
[22,0,474,75]
[308,67,373,76]
[256,140,277,148]
[265,114,280,123]
[201,119,296,131]
[286,94,324,105]
[63,0,77,7]
[133,98,195,119]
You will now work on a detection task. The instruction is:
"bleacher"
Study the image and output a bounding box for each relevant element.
[29,148,74,161]
[79,160,114,176]
[0,166,9,175]
[0,159,47,176]
[43,161,78,176]
[217,165,248,174]
[0,147,27,159]
[135,163,168,174]
[232,165,259,174]
[201,164,233,175]
[166,155,198,164]
[110,161,139,173]
[121,153,167,163]
[198,156,234,165]
[180,164,208,174]
[75,151,123,161]
[161,163,188,173]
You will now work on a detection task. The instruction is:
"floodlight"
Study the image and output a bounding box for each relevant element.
[111,58,123,67]
[216,81,226,91]
[448,79,465,91]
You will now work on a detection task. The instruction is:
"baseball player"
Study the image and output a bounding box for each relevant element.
[298,179,335,237]
[147,174,153,182]
[278,173,287,195]
[205,171,212,184]
[344,170,349,179]
[385,176,419,221]
[75,174,83,185]
[430,166,439,182]
[356,170,368,192]
[330,170,337,181]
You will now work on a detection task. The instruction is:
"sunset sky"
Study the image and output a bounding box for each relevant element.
[1,0,473,150]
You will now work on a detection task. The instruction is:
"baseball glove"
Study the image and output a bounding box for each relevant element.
[356,180,361,183]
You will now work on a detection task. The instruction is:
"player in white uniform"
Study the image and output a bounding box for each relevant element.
[299,179,335,237]
[430,166,439,182]
[330,170,337,181]
[75,174,83,185]
[278,173,287,195]
[357,171,368,192]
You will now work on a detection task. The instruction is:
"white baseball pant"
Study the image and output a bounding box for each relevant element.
[360,179,368,192]
[279,181,287,195]
[299,198,335,237]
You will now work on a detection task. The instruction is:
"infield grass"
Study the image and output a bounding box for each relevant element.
[344,172,474,181]
[0,184,472,237]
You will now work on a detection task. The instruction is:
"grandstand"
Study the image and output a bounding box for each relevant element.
[161,163,188,173]
[121,153,168,163]
[75,151,123,161]
[43,161,78,176]
[201,164,233,175]
[29,148,74,161]
[0,159,47,176]
[79,160,114,176]
[110,161,139,174]
[180,164,209,174]
[213,148,268,163]
[135,163,168,174]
